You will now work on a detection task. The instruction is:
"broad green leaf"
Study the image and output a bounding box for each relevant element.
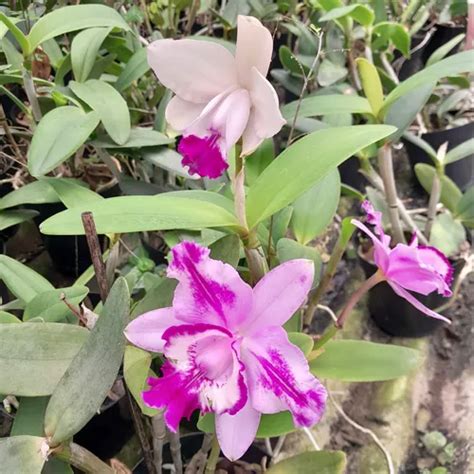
[320,4,374,26]
[41,177,103,208]
[2,37,23,69]
[143,148,198,179]
[11,397,49,436]
[288,332,314,356]
[45,278,129,443]
[382,51,474,114]
[310,340,421,381]
[0,209,38,231]
[281,94,372,122]
[414,163,462,212]
[372,21,410,56]
[131,278,176,318]
[356,58,384,117]
[290,169,340,245]
[317,59,348,87]
[0,323,88,395]
[0,180,60,210]
[0,13,29,55]
[266,451,346,474]
[455,186,474,227]
[0,255,53,303]
[279,45,309,76]
[245,139,275,186]
[70,80,131,145]
[273,207,294,243]
[429,212,466,257]
[246,125,395,228]
[28,106,100,177]
[445,138,474,164]
[166,190,235,214]
[27,5,129,53]
[0,436,46,473]
[209,234,241,267]
[40,195,240,235]
[115,48,150,91]
[92,127,173,148]
[0,310,21,323]
[426,33,465,67]
[71,27,112,83]
[124,346,158,417]
[42,38,63,69]
[23,286,89,322]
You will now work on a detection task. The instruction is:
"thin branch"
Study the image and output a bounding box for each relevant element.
[152,411,166,473]
[185,434,212,474]
[302,427,320,450]
[316,304,338,323]
[168,427,183,474]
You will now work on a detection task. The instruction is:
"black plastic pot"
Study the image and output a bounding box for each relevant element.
[398,34,429,81]
[404,122,474,192]
[359,251,464,337]
[338,156,368,192]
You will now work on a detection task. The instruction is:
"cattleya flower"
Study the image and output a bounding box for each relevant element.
[354,201,453,322]
[147,16,285,179]
[125,241,326,460]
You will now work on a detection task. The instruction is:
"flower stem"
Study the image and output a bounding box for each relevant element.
[205,436,220,474]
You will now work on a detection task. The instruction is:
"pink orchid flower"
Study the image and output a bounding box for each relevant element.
[125,241,326,460]
[354,201,453,322]
[147,16,285,179]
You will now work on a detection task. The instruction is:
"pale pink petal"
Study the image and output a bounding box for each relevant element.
[216,398,261,461]
[235,16,273,88]
[167,241,253,330]
[242,260,314,334]
[124,307,177,353]
[165,96,206,132]
[241,326,327,427]
[388,282,451,323]
[387,244,453,297]
[242,68,285,155]
[352,219,390,273]
[147,39,238,103]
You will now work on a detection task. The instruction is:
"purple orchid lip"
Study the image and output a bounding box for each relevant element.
[124,240,325,460]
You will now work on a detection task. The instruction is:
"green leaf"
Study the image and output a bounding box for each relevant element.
[245,139,275,186]
[429,212,466,257]
[290,169,340,245]
[92,127,173,148]
[0,436,46,474]
[281,94,372,122]
[455,186,474,227]
[273,207,294,243]
[0,310,21,323]
[115,48,150,91]
[124,346,158,417]
[382,51,474,114]
[27,5,129,54]
[209,234,241,267]
[71,27,111,82]
[166,190,235,214]
[11,397,49,436]
[266,451,346,474]
[279,45,309,76]
[40,195,240,235]
[41,177,103,208]
[143,148,198,180]
[310,340,421,381]
[414,163,462,212]
[0,323,88,396]
[320,4,375,26]
[356,58,384,117]
[0,12,30,56]
[317,59,348,87]
[0,209,38,231]
[0,255,53,303]
[426,33,465,67]
[372,21,410,56]
[246,125,395,228]
[44,278,129,444]
[402,132,437,162]
[444,138,474,164]
[28,106,100,177]
[131,278,176,318]
[23,286,89,322]
[288,332,314,356]
[0,180,60,210]
[70,80,131,145]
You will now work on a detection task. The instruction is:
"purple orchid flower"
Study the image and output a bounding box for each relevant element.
[125,241,326,460]
[354,201,453,323]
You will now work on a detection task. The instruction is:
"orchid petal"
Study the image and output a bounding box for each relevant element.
[243,259,314,334]
[242,326,327,427]
[147,39,238,103]
[124,307,177,353]
[216,398,261,461]
[235,16,273,88]
[388,282,451,323]
[417,245,454,288]
[242,68,285,155]
[165,96,206,132]
[352,219,390,273]
[167,241,253,330]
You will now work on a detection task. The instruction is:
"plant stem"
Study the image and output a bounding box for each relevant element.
[425,171,441,239]
[347,48,362,91]
[185,434,212,474]
[168,427,183,474]
[205,436,220,474]
[22,67,42,123]
[152,411,166,473]
[53,442,114,473]
[377,144,405,244]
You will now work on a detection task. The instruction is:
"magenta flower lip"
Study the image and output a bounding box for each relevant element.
[125,241,326,460]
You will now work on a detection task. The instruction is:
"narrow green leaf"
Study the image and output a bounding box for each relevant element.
[40,195,240,235]
[455,186,474,227]
[0,436,46,473]
[71,27,111,82]
[310,340,421,381]
[28,106,100,177]
[70,80,131,145]
[0,12,30,56]
[41,177,103,209]
[357,58,384,117]
[426,33,465,67]
[0,255,53,303]
[0,209,38,231]
[92,127,173,148]
[115,48,150,91]
[444,138,474,164]
[320,4,375,26]
[0,310,21,323]
[45,278,129,443]
[266,451,346,474]
[0,323,88,396]
[246,125,395,228]
[402,132,438,162]
[11,397,49,436]
[0,180,60,210]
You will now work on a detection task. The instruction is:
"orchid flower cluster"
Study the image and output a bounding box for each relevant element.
[124,15,454,463]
